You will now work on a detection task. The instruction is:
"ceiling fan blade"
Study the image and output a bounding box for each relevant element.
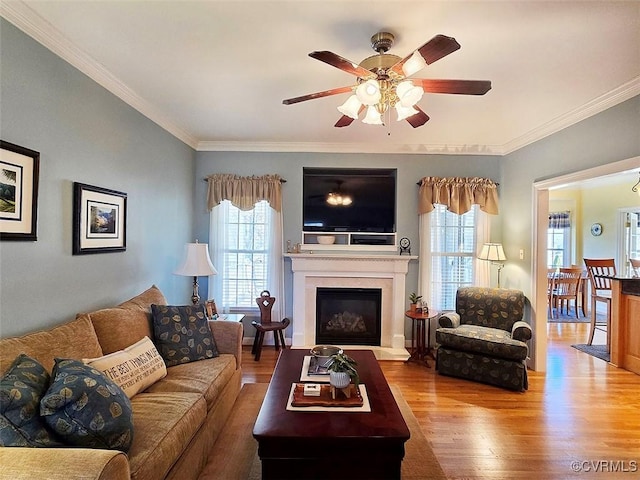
[405,106,430,128]
[390,34,461,76]
[309,51,375,78]
[283,85,355,105]
[414,79,492,95]
[334,105,365,128]
[334,115,356,128]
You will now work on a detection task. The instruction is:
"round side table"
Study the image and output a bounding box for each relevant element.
[405,309,440,367]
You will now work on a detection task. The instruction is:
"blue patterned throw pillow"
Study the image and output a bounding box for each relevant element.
[151,304,219,367]
[0,354,62,447]
[40,358,133,452]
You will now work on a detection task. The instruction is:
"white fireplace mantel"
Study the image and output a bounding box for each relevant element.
[287,253,417,360]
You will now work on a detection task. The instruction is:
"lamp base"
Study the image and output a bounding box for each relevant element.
[191,276,200,305]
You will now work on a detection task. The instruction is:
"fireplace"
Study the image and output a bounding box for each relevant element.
[316,287,382,346]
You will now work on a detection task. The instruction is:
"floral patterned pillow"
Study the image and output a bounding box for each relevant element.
[0,354,62,447]
[151,304,219,367]
[40,358,133,452]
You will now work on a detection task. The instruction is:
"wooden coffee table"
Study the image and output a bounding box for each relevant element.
[253,349,410,480]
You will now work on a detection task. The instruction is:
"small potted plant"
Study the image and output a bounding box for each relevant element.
[326,352,359,390]
[409,292,422,313]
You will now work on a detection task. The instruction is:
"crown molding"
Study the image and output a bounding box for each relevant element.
[1,1,198,149]
[195,141,506,155]
[502,76,640,155]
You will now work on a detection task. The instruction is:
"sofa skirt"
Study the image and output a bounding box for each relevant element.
[436,347,528,392]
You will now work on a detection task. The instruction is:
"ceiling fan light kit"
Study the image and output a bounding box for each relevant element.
[283,31,491,129]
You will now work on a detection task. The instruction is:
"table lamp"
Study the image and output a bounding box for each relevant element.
[175,240,217,304]
[478,243,507,288]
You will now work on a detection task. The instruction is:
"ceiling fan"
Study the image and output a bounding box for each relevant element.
[283,32,491,128]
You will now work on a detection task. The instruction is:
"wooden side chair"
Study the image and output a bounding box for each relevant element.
[583,258,616,349]
[551,268,583,318]
[630,258,640,277]
[251,290,290,361]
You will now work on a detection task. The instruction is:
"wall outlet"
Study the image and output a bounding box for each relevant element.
[519,249,525,260]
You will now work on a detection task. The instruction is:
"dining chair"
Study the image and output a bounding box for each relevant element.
[583,258,616,349]
[630,258,640,277]
[551,268,583,318]
[547,268,557,318]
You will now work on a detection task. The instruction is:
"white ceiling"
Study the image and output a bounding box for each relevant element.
[2,1,639,155]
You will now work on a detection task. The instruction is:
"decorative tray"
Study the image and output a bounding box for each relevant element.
[290,383,363,407]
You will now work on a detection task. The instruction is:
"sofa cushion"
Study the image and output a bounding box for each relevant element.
[456,287,525,331]
[83,285,168,356]
[84,337,167,398]
[436,324,528,361]
[0,316,103,376]
[128,392,206,480]
[145,354,236,411]
[40,358,134,452]
[151,305,219,367]
[0,354,62,447]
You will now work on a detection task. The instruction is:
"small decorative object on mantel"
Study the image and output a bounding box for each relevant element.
[409,292,422,313]
[399,237,411,255]
[0,140,40,241]
[326,352,359,400]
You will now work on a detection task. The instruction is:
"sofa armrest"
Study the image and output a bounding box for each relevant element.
[209,320,243,369]
[438,312,461,329]
[511,321,532,342]
[0,447,129,480]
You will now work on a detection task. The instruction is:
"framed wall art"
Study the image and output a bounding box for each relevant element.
[0,140,40,241]
[73,182,127,255]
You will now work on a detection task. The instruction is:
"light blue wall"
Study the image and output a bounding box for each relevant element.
[194,151,501,336]
[500,96,640,300]
[0,20,196,338]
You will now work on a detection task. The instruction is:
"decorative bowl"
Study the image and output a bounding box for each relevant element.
[316,235,336,245]
[310,345,343,367]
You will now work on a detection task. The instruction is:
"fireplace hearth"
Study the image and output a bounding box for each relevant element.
[316,287,382,346]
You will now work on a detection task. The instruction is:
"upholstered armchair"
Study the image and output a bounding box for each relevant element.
[436,287,532,391]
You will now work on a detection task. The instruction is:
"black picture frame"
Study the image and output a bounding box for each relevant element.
[73,182,127,255]
[0,140,40,241]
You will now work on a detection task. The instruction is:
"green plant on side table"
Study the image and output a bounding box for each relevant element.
[409,292,422,312]
[326,352,360,399]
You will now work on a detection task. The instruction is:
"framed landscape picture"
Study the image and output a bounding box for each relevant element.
[0,140,40,241]
[73,182,127,255]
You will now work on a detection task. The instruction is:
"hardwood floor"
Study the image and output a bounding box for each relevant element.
[241,322,640,479]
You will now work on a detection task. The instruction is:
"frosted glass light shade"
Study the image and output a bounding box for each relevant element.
[175,242,217,276]
[362,105,383,125]
[396,81,424,107]
[337,95,362,119]
[356,79,382,105]
[478,243,507,262]
[395,103,419,121]
[402,50,428,77]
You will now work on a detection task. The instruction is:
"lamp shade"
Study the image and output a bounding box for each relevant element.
[478,243,506,262]
[356,79,382,106]
[337,95,362,119]
[174,242,217,277]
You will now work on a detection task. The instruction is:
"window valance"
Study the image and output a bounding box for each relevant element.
[548,211,570,229]
[418,176,499,215]
[206,174,283,212]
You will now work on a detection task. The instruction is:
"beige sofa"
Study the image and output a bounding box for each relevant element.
[0,285,243,480]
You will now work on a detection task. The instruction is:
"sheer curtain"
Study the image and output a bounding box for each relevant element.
[418,177,499,313]
[206,174,285,322]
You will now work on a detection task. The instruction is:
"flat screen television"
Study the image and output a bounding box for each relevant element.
[302,168,397,233]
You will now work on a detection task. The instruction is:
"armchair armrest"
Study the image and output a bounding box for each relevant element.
[511,321,532,342]
[438,312,461,329]
[209,320,243,369]
[0,447,129,480]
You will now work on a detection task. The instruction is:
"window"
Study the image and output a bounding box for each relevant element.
[213,200,271,311]
[429,205,477,310]
[547,211,571,268]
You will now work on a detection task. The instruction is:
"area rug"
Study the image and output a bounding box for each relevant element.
[199,383,446,480]
[571,344,610,362]
[547,307,591,323]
